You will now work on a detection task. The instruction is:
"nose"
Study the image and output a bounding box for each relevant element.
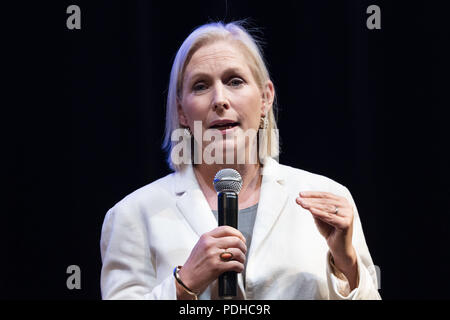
[211,83,229,111]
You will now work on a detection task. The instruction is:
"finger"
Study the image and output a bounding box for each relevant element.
[297,198,339,216]
[309,206,348,229]
[311,202,339,214]
[221,260,245,274]
[296,197,343,209]
[216,236,247,254]
[298,196,354,219]
[299,191,341,201]
[217,247,246,264]
[209,226,246,243]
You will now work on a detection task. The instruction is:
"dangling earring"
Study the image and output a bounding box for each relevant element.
[259,115,268,129]
[184,127,192,137]
[183,126,195,165]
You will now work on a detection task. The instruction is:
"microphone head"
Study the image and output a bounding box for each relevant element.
[213,169,243,194]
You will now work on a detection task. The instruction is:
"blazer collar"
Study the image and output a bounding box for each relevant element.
[173,158,288,298]
[174,164,217,237]
[173,157,286,194]
[173,157,288,243]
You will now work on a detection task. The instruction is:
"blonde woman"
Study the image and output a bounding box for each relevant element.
[100,21,380,300]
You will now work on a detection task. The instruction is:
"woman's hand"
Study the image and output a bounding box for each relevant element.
[296,191,358,289]
[176,226,247,299]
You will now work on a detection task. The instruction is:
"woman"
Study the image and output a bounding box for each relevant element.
[100,21,381,300]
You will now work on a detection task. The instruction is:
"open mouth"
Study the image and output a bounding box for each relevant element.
[209,122,240,130]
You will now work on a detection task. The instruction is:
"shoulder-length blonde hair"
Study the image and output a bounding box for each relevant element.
[162,20,279,171]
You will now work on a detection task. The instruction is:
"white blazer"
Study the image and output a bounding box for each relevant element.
[100,158,381,300]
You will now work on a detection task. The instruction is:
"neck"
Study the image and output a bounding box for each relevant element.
[193,162,262,210]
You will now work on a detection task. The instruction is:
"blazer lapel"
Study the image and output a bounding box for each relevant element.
[175,165,217,237]
[248,158,289,261]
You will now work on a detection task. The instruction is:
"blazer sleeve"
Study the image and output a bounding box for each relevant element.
[325,186,382,300]
[100,204,177,300]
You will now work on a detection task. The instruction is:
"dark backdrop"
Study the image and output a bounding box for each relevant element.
[4,0,448,299]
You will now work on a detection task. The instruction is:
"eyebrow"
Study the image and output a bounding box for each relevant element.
[188,67,246,83]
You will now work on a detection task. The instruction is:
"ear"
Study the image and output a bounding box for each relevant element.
[177,97,188,127]
[261,80,275,116]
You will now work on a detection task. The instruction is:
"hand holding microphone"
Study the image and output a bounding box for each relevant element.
[176,169,244,299]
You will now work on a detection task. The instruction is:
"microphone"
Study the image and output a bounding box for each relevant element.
[213,168,243,299]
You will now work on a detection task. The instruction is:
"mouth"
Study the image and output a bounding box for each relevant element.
[209,120,240,131]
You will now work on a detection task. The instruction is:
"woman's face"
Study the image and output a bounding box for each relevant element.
[178,40,273,163]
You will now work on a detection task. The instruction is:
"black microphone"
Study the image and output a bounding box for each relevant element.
[213,168,243,299]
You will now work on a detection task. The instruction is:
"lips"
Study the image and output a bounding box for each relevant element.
[209,120,240,130]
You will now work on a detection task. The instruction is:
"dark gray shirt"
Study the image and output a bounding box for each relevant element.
[212,203,258,287]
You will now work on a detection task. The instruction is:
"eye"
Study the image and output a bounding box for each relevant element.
[193,82,207,91]
[229,77,244,87]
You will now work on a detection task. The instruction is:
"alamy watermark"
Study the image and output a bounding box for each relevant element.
[66,5,380,31]
[66,5,81,30]
[170,121,278,166]
[66,265,81,290]
[367,5,381,30]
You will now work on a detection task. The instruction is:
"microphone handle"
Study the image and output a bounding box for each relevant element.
[217,191,238,298]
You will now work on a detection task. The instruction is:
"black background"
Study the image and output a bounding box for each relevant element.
[4,0,449,300]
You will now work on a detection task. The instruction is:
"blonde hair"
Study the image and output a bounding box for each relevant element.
[162,20,279,171]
